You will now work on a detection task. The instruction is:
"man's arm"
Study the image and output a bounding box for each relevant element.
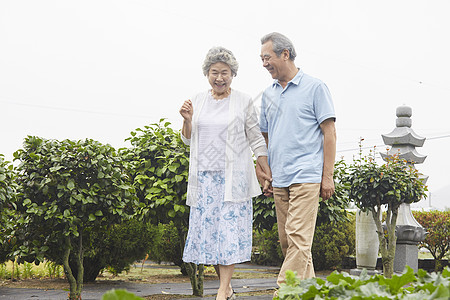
[256,132,272,196]
[319,118,336,200]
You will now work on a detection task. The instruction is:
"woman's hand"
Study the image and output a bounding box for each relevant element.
[179,99,193,122]
[256,156,273,197]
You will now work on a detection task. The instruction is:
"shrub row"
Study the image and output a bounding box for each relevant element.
[252,211,356,270]
[413,210,450,271]
[253,210,450,272]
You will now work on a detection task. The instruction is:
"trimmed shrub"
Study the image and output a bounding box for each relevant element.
[63,218,154,282]
[312,212,356,271]
[251,224,283,266]
[147,222,184,269]
[413,210,450,271]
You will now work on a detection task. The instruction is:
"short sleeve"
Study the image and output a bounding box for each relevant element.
[314,82,336,125]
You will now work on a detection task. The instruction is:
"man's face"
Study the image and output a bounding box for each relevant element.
[260,41,285,80]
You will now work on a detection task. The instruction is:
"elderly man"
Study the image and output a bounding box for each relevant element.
[257,32,336,286]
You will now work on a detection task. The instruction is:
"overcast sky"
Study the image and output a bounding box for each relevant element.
[1,0,449,208]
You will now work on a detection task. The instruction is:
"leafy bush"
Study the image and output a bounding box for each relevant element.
[0,154,18,264]
[252,213,356,269]
[147,222,184,272]
[317,159,351,225]
[125,120,189,227]
[413,210,450,271]
[40,218,154,282]
[312,212,356,271]
[275,266,450,299]
[252,160,351,234]
[13,136,137,299]
[0,154,17,213]
[252,194,276,233]
[125,120,201,295]
[251,224,283,266]
[345,148,427,278]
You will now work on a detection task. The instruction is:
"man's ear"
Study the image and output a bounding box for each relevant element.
[282,49,290,61]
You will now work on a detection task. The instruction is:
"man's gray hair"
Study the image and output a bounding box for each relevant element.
[202,46,239,77]
[261,32,297,61]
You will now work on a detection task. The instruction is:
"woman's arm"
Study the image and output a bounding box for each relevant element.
[256,155,272,196]
[180,99,193,142]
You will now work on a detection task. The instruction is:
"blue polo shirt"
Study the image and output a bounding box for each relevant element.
[260,69,335,188]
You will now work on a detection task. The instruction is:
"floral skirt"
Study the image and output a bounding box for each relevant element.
[182,171,253,265]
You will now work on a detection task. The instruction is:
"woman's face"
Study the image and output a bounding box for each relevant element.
[207,62,233,96]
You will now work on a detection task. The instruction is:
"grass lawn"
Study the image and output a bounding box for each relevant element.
[0,261,279,299]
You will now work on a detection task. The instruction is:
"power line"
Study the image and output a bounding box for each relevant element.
[0,97,152,119]
[337,134,450,153]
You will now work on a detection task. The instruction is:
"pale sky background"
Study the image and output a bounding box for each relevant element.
[1,0,449,209]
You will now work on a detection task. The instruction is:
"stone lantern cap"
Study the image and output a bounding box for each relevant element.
[382,128,425,147]
[380,147,427,164]
[381,105,427,164]
[382,105,426,147]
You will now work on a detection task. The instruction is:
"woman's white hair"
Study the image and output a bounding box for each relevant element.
[202,46,239,77]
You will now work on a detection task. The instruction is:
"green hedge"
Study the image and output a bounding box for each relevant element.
[147,222,184,269]
[252,213,356,269]
[252,224,283,266]
[312,212,356,271]
[413,210,450,271]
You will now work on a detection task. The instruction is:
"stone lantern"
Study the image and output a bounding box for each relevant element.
[381,105,428,273]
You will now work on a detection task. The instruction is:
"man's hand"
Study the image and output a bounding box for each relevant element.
[320,175,335,200]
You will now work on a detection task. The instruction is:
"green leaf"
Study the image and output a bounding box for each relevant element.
[67,179,75,191]
[430,284,450,299]
[95,210,103,217]
[382,266,416,294]
[89,214,96,221]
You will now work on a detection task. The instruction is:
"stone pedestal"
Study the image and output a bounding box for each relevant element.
[394,243,419,272]
[351,210,381,276]
[355,210,379,270]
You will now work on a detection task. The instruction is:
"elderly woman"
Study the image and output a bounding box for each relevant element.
[179,47,271,300]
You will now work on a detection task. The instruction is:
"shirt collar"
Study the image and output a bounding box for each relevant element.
[272,68,304,88]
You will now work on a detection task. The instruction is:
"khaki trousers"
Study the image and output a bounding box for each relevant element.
[273,183,320,285]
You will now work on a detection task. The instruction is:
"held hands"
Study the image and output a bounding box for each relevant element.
[263,179,273,197]
[256,159,273,197]
[179,99,193,122]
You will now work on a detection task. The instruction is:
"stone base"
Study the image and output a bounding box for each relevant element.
[394,243,419,273]
[349,268,382,276]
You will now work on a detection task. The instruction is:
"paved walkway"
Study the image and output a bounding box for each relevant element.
[0,264,279,300]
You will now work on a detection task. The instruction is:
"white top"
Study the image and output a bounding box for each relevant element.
[181,89,268,207]
[197,92,229,171]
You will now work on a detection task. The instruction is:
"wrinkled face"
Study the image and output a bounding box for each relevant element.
[260,41,285,80]
[207,62,233,96]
